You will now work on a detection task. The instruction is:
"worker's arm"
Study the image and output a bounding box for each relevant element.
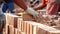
[31,0,37,5]
[33,0,46,10]
[31,0,39,7]
[13,0,27,10]
[13,0,39,18]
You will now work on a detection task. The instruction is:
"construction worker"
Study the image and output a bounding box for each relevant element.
[33,0,60,15]
[1,0,39,18]
[0,0,39,32]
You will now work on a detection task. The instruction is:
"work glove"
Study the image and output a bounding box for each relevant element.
[26,7,39,18]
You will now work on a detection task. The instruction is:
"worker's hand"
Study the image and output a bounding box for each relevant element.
[26,7,39,19]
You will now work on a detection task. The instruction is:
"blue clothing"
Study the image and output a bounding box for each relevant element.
[2,2,14,13]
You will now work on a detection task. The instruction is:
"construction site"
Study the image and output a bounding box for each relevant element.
[0,0,60,34]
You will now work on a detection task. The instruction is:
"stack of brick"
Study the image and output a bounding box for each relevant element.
[4,13,60,34]
[4,13,19,34]
[5,13,19,28]
[17,19,60,34]
[24,21,60,34]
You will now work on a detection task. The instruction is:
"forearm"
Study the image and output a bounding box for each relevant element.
[13,0,27,10]
[32,0,37,5]
[13,0,39,18]
[33,3,46,10]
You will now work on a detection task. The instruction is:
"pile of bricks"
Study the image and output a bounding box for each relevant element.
[3,13,60,34]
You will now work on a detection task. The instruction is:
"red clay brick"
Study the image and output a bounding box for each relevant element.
[14,28,18,34]
[23,13,34,21]
[27,23,30,34]
[8,25,14,34]
[5,13,19,28]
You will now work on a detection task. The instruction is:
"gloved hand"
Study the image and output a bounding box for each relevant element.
[26,7,39,18]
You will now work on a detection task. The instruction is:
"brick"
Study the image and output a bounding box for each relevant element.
[17,18,23,31]
[30,24,33,34]
[23,12,34,21]
[14,28,18,34]
[33,26,37,34]
[27,23,30,34]
[21,21,24,32]
[25,21,60,34]
[3,27,5,34]
[24,22,27,34]
[23,21,25,32]
[37,23,60,34]
[33,26,46,34]
[8,25,14,34]
[3,31,5,34]
[18,30,23,34]
[36,27,47,34]
[5,13,19,28]
[3,25,9,34]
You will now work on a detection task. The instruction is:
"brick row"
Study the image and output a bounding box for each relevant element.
[5,13,19,28]
[4,13,60,34]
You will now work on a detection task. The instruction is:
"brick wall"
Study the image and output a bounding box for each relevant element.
[3,13,60,34]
